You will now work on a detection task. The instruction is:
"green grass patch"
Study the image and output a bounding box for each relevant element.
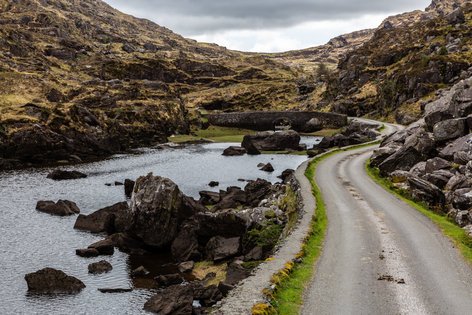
[366,162,472,265]
[169,126,256,143]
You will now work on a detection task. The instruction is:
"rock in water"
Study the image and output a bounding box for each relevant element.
[36,200,80,216]
[222,146,247,156]
[88,260,113,274]
[25,268,85,294]
[46,170,87,181]
[124,179,135,198]
[242,130,301,151]
[260,163,274,172]
[74,202,128,233]
[143,285,193,314]
[128,173,199,248]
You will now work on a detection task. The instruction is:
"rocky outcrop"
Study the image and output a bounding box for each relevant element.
[36,200,80,216]
[372,76,472,228]
[88,260,113,274]
[24,268,85,294]
[316,119,380,150]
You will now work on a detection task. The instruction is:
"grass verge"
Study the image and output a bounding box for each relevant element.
[366,162,472,265]
[255,141,381,315]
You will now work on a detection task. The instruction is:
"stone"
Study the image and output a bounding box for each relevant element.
[410,162,427,177]
[74,202,128,233]
[453,151,472,165]
[178,261,195,273]
[208,181,219,187]
[244,139,261,155]
[242,130,301,151]
[88,239,115,255]
[205,236,240,261]
[124,179,135,198]
[260,163,274,172]
[199,191,221,206]
[303,118,323,132]
[196,210,248,238]
[451,188,472,210]
[76,248,100,258]
[46,170,87,180]
[244,179,272,207]
[222,146,246,156]
[425,157,451,173]
[244,246,264,261]
[192,283,224,307]
[88,260,113,274]
[439,134,472,160]
[370,144,402,167]
[36,200,80,216]
[390,170,411,183]
[98,288,133,293]
[224,261,251,286]
[25,268,85,294]
[143,285,193,315]
[407,176,446,208]
[154,274,184,287]
[128,173,200,248]
[278,169,295,182]
[171,222,201,262]
[379,146,424,175]
[433,118,468,142]
[213,186,247,210]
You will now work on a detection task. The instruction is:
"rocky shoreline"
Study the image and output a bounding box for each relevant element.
[26,163,303,314]
[370,76,472,236]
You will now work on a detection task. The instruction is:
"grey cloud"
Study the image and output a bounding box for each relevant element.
[105,0,431,35]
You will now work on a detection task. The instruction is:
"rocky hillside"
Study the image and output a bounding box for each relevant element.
[309,0,472,123]
[0,0,301,168]
[370,75,472,235]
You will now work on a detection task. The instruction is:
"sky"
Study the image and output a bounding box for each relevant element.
[104,0,432,53]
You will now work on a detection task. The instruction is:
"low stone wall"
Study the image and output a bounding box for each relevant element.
[207,111,348,131]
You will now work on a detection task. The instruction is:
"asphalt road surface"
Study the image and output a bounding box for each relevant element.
[302,123,472,315]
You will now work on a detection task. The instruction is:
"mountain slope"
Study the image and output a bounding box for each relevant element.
[0,0,300,168]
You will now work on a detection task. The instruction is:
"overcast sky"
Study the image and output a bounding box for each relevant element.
[104,0,432,52]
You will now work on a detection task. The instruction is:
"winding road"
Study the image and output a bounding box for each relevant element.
[302,122,472,314]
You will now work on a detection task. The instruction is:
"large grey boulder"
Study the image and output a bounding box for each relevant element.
[25,268,85,294]
[439,134,472,160]
[128,173,201,248]
[425,157,451,173]
[74,202,128,233]
[205,236,240,261]
[407,176,445,208]
[433,118,468,142]
[242,130,301,151]
[378,146,423,175]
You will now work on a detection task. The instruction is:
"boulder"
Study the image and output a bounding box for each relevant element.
[131,266,150,277]
[88,239,115,255]
[446,8,465,25]
[196,210,248,238]
[25,268,85,294]
[213,187,247,210]
[453,151,472,165]
[390,170,411,183]
[244,140,261,155]
[302,118,323,132]
[410,162,427,177]
[98,288,133,293]
[74,202,128,233]
[171,222,201,262]
[76,248,100,258]
[192,283,224,307]
[124,179,135,198]
[224,261,251,286]
[278,169,295,182]
[440,134,472,160]
[46,170,87,181]
[199,191,221,206]
[205,236,240,261]
[260,163,274,172]
[446,175,471,191]
[104,233,147,255]
[244,246,264,261]
[370,144,401,167]
[425,157,451,173]
[244,179,272,207]
[451,188,472,210]
[242,131,301,151]
[154,274,184,287]
[143,284,193,315]
[88,260,113,274]
[222,146,246,156]
[128,173,199,248]
[379,146,424,175]
[208,181,219,187]
[407,176,445,208]
[36,200,80,216]
[433,118,468,142]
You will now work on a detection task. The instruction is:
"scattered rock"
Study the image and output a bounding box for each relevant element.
[209,181,219,187]
[205,236,240,261]
[25,268,85,294]
[46,170,87,181]
[143,284,193,315]
[222,146,247,156]
[36,200,80,216]
[76,248,100,258]
[260,163,274,172]
[74,202,128,233]
[131,266,150,277]
[88,260,113,274]
[88,239,115,255]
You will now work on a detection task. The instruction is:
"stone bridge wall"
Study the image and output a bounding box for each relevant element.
[207,111,348,131]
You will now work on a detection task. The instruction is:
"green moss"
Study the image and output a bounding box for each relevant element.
[366,162,472,265]
[247,223,284,251]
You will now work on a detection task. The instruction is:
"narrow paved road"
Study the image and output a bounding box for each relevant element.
[302,123,472,315]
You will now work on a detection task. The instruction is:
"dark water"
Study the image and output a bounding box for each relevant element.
[0,138,318,314]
